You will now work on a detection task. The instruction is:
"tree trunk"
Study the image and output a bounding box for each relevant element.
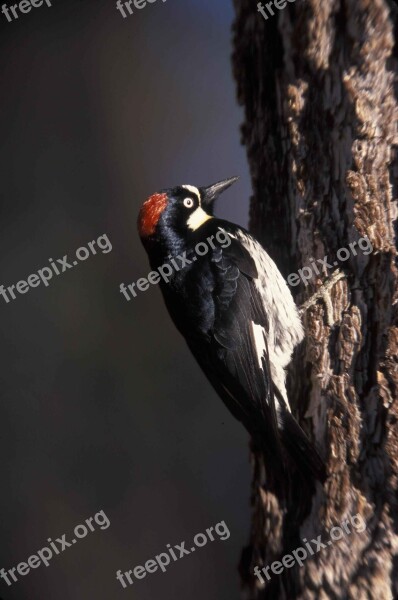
[232,1,398,598]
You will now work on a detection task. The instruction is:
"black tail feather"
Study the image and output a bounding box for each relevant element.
[279,409,326,483]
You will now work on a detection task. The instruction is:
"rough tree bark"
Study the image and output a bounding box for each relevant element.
[232,1,398,598]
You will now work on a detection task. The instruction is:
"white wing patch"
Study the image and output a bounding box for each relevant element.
[236,230,304,411]
[251,321,267,369]
[182,185,200,201]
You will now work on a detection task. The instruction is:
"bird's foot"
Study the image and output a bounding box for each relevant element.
[299,269,345,326]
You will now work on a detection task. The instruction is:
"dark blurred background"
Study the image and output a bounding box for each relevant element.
[0,0,253,599]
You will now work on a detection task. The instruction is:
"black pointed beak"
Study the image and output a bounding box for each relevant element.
[201,176,239,207]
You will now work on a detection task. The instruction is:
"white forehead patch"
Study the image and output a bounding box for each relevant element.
[182,185,201,202]
[187,207,213,231]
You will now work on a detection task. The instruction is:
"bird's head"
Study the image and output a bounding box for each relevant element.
[137,177,239,244]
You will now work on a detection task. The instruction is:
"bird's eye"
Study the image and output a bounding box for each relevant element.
[183,197,195,209]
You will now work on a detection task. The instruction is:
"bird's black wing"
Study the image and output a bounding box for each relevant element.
[182,223,325,482]
[187,228,282,455]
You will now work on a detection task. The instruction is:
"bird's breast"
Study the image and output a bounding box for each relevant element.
[161,260,216,340]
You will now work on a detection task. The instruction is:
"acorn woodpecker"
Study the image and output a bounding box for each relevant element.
[137,177,325,484]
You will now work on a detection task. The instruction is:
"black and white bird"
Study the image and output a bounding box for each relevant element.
[138,177,325,485]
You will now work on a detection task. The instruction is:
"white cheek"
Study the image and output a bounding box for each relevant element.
[187,207,213,231]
